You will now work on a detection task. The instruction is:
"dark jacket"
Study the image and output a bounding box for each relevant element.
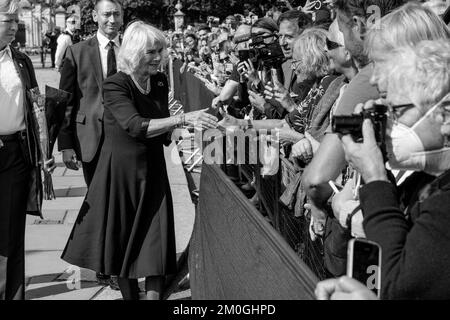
[359,170,450,299]
[10,47,43,216]
[58,36,105,162]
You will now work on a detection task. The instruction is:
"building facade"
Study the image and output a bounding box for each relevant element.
[17,0,79,48]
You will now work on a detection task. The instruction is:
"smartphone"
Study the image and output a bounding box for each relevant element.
[238,49,250,62]
[225,63,234,74]
[347,238,382,298]
[270,68,281,84]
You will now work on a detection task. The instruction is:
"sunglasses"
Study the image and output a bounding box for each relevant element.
[326,37,342,50]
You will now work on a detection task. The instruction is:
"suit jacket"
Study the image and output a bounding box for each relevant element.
[282,59,294,90]
[10,47,43,216]
[58,36,105,163]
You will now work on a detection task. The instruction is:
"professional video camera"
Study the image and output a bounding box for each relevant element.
[238,33,285,69]
[332,104,388,153]
[207,16,220,24]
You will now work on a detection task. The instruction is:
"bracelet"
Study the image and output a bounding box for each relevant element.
[176,114,185,128]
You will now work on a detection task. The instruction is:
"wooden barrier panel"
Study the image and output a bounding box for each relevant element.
[189,164,319,300]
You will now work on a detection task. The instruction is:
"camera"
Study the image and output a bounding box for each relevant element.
[207,16,220,24]
[239,33,285,69]
[332,104,388,146]
[238,49,254,63]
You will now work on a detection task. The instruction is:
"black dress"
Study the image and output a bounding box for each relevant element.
[61,71,177,279]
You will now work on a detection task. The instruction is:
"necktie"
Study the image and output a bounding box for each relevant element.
[107,41,117,78]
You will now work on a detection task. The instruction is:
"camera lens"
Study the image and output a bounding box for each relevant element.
[332,115,364,137]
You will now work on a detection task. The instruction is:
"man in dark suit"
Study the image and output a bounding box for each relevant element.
[58,0,123,187]
[0,0,46,300]
[58,0,123,288]
[278,10,312,97]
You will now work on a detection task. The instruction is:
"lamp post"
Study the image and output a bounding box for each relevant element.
[174,0,185,32]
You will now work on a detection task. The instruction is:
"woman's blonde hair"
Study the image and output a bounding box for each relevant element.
[118,21,168,75]
[365,1,450,59]
[388,39,450,111]
[292,28,330,79]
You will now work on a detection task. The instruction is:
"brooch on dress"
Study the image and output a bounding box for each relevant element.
[158,81,164,87]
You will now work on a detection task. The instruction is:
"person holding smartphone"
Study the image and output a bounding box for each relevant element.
[337,40,450,299]
[315,276,378,300]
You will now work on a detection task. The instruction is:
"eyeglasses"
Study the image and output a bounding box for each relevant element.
[389,103,416,120]
[326,37,342,50]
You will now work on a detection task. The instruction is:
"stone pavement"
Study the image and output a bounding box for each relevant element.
[24,55,194,300]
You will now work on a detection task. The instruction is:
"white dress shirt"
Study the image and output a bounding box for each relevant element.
[96,31,120,79]
[0,46,26,135]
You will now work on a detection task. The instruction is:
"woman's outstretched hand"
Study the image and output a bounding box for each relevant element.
[185,108,219,130]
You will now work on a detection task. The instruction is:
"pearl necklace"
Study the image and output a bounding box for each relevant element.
[131,74,151,95]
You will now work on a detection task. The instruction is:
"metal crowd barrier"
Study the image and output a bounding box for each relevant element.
[168,59,327,280]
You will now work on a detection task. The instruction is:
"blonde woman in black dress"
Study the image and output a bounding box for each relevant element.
[61,21,218,300]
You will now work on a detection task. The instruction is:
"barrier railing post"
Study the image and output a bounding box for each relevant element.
[169,57,175,98]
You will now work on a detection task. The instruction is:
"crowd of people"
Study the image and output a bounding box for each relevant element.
[1,0,450,301]
[167,0,450,300]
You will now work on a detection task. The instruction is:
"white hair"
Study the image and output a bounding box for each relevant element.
[0,0,19,14]
[118,21,168,75]
[365,2,450,59]
[387,39,450,111]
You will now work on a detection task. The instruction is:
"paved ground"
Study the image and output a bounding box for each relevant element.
[24,55,195,300]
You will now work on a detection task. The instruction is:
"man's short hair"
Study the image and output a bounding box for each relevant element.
[277,9,313,29]
[333,0,406,21]
[251,17,279,33]
[94,0,122,10]
[66,14,77,22]
[185,32,198,42]
[198,24,211,33]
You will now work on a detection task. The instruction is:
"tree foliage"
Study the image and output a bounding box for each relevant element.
[61,0,307,33]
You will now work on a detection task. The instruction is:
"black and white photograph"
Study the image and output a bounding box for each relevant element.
[1,0,450,309]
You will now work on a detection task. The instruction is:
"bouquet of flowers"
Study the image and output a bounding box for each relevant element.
[29,86,71,200]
